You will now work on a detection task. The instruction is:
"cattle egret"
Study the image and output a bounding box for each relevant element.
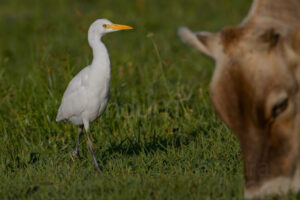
[56,19,133,171]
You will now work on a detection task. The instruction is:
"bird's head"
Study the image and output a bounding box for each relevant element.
[88,19,133,46]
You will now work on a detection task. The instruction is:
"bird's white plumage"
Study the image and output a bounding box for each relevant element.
[56,19,113,126]
[56,19,133,170]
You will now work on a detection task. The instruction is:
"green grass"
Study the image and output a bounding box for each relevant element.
[1,0,298,199]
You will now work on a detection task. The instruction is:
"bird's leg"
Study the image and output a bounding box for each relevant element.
[83,121,100,172]
[71,125,83,159]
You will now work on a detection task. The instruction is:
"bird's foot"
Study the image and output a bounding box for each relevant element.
[93,160,101,173]
[94,165,101,174]
[71,146,81,160]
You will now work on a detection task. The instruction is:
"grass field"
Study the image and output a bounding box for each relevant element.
[1,0,299,199]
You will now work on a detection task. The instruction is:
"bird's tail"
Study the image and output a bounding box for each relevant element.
[56,109,63,122]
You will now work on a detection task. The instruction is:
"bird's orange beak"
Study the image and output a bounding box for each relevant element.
[104,24,134,30]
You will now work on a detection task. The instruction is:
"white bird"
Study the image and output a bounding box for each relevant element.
[56,19,133,171]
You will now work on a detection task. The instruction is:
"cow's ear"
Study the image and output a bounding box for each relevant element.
[178,27,222,59]
[195,31,222,58]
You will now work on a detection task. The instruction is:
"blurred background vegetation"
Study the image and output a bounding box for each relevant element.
[2,0,287,199]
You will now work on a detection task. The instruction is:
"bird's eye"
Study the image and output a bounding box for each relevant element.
[103,24,107,28]
[272,98,288,118]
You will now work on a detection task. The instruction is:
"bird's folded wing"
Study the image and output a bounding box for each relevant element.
[62,67,90,95]
[57,67,90,121]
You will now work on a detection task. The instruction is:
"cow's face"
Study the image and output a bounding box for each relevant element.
[211,27,300,198]
[182,27,300,198]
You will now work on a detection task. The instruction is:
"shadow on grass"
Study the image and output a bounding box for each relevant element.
[97,126,207,167]
[3,125,208,172]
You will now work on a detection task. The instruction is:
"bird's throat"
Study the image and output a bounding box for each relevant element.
[90,41,111,79]
[91,41,109,64]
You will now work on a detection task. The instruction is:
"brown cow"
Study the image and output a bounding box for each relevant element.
[178,0,300,198]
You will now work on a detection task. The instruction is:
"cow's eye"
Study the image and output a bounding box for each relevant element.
[272,98,288,118]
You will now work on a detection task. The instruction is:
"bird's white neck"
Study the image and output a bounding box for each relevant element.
[90,39,110,71]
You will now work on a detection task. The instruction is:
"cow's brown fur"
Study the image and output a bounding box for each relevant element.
[179,0,300,198]
[221,27,245,51]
